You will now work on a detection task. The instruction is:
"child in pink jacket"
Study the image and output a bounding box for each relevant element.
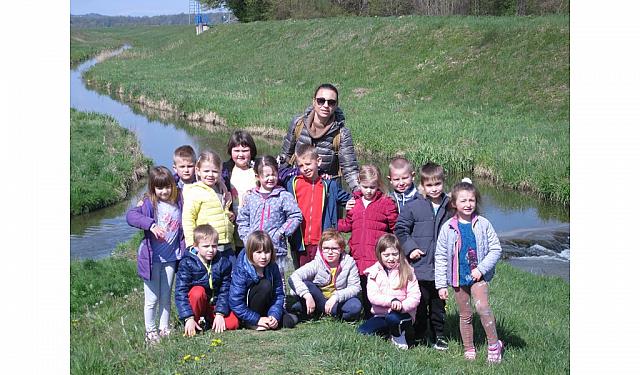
[357,234,421,350]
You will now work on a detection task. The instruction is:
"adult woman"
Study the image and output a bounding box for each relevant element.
[279,83,359,191]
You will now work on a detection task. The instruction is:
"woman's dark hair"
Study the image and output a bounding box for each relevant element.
[314,83,339,103]
[226,130,257,160]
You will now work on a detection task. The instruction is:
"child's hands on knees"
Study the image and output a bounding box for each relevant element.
[212,313,226,333]
[258,316,278,329]
[438,288,448,300]
[390,299,403,312]
[303,293,316,315]
[266,316,279,329]
[409,249,424,260]
[324,296,338,315]
[184,317,202,337]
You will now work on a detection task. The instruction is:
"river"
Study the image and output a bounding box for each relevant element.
[70,47,570,283]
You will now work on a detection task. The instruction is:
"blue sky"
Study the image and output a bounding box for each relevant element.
[70,0,224,17]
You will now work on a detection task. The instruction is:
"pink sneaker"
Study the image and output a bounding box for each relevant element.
[487,340,504,363]
[464,348,476,360]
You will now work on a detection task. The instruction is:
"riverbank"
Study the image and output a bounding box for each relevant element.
[70,238,569,374]
[70,109,152,215]
[73,15,569,204]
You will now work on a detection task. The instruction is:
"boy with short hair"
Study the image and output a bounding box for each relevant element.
[285,144,352,268]
[173,145,197,188]
[387,156,419,213]
[395,162,452,350]
[174,224,239,337]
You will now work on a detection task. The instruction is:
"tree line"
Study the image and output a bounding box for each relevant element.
[203,0,569,23]
[70,13,235,29]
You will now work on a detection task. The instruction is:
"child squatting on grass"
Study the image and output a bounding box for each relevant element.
[357,234,421,350]
[125,166,186,345]
[174,224,240,337]
[182,150,237,266]
[435,180,504,363]
[286,229,362,326]
[229,231,295,330]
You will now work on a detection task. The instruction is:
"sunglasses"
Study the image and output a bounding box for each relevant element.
[315,97,337,107]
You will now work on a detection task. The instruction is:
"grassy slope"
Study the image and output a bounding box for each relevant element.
[70,241,569,374]
[70,28,137,65]
[70,109,152,215]
[76,15,569,204]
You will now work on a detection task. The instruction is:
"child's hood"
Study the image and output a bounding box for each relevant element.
[363,262,385,278]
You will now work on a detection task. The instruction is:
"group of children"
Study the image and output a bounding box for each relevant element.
[125,129,504,363]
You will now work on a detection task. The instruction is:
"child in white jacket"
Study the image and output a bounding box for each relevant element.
[287,229,361,324]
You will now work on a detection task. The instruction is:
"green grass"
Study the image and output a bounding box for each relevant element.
[70,109,152,215]
[70,241,569,374]
[70,28,135,66]
[72,15,569,204]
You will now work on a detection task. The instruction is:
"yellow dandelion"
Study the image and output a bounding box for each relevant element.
[356,370,364,375]
[182,354,191,361]
[194,356,200,361]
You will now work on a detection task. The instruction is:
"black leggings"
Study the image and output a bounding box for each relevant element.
[247,278,273,317]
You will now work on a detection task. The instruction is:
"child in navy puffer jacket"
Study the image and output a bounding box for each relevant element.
[175,224,239,337]
[229,231,291,330]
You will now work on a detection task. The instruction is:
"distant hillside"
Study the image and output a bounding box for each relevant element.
[70,12,236,29]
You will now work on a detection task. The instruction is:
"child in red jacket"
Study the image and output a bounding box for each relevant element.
[338,164,398,318]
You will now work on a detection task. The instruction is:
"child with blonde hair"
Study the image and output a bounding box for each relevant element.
[175,224,239,336]
[182,150,236,264]
[357,234,421,349]
[338,164,398,318]
[435,181,504,363]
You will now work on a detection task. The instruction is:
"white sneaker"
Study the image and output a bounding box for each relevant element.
[391,332,409,350]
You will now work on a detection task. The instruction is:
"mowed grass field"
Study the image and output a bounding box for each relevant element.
[73,15,569,204]
[71,237,569,374]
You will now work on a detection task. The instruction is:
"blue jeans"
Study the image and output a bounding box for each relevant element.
[289,280,361,321]
[358,311,413,338]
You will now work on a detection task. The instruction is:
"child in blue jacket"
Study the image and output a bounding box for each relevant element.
[229,231,296,330]
[174,224,239,337]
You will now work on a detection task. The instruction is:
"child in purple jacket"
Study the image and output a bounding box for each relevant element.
[126,166,186,345]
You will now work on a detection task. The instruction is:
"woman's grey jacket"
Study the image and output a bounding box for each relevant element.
[279,105,359,191]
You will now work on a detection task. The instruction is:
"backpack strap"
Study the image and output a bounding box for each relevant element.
[333,127,342,177]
